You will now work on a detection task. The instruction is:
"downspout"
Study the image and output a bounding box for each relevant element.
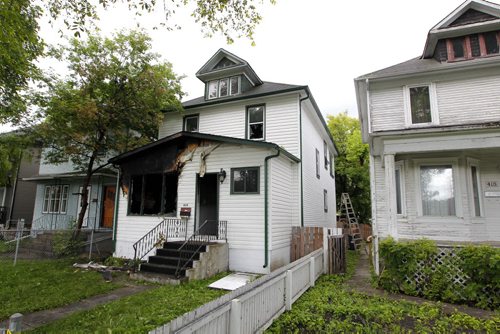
[263,148,280,269]
[299,91,310,227]
[112,166,120,251]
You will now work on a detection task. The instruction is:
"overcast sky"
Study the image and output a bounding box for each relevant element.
[1,0,476,133]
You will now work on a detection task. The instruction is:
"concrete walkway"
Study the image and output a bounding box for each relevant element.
[0,284,154,331]
[346,252,497,320]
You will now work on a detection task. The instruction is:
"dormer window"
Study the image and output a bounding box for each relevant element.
[451,37,465,58]
[207,76,240,100]
[445,31,500,61]
[484,31,499,55]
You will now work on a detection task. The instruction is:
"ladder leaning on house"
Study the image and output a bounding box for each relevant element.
[340,193,363,250]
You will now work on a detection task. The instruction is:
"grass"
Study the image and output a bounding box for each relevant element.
[30,272,228,333]
[267,252,500,333]
[0,258,122,321]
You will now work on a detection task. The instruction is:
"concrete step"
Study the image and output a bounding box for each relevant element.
[140,263,186,276]
[148,255,193,267]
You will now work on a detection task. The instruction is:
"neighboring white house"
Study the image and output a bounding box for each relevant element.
[355,0,500,272]
[24,152,117,231]
[111,49,337,274]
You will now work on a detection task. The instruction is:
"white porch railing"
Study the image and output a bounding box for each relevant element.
[149,248,325,334]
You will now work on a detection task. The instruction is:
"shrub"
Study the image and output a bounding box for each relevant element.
[53,230,85,257]
[377,238,499,310]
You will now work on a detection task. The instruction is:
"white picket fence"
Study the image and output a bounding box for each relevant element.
[150,248,325,334]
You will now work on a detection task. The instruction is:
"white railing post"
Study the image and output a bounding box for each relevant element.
[229,298,241,334]
[309,257,315,287]
[285,270,293,311]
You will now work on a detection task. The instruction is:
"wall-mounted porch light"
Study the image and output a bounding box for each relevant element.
[219,168,227,184]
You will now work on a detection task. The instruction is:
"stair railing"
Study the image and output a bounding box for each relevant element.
[175,219,227,277]
[133,218,187,265]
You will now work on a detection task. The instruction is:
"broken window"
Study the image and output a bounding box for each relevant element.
[247,105,265,140]
[129,173,178,215]
[231,167,259,194]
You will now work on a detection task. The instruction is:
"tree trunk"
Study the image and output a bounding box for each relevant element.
[73,153,97,239]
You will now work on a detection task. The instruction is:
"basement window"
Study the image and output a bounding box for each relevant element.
[129,173,178,216]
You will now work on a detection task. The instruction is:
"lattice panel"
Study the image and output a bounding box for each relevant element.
[405,247,469,299]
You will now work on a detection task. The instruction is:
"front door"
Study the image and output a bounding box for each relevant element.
[101,185,116,228]
[196,174,218,235]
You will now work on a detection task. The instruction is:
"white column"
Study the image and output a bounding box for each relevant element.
[384,154,398,240]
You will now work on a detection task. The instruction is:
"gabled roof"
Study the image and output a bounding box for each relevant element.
[182,81,306,109]
[195,48,263,85]
[109,131,301,164]
[423,0,500,58]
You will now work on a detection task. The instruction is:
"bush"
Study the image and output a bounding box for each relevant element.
[53,230,85,257]
[378,238,499,310]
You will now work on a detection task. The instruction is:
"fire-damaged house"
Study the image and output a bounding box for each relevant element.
[110,49,337,277]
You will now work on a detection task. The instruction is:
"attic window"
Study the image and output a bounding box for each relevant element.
[207,76,240,100]
[451,38,465,58]
[484,31,499,54]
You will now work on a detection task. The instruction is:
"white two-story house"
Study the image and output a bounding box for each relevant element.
[355,0,500,271]
[110,49,337,274]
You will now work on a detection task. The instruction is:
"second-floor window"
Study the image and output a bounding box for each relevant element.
[207,76,240,99]
[404,84,438,126]
[323,140,328,169]
[315,149,320,179]
[42,185,69,214]
[183,115,199,132]
[247,105,265,140]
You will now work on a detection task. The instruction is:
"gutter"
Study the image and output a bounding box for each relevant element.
[263,148,280,269]
[112,166,120,251]
[299,91,310,227]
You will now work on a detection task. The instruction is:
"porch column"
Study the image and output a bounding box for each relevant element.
[384,154,398,240]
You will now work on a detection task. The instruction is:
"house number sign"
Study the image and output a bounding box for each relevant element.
[486,181,498,187]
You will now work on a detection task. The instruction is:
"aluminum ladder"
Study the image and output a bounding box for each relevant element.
[340,193,363,250]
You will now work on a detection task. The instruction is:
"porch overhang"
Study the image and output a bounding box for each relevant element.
[109,131,301,165]
[23,171,117,182]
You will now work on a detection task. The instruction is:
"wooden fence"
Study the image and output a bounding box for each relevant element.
[149,248,325,334]
[290,226,323,261]
[328,235,347,274]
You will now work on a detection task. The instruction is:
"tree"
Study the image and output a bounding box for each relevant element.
[0,0,274,123]
[327,112,371,224]
[0,0,44,123]
[38,30,183,234]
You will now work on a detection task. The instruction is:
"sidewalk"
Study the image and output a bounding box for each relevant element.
[0,284,154,331]
[346,252,496,320]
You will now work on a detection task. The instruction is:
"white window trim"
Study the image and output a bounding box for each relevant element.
[229,76,240,95]
[247,105,265,141]
[43,185,69,214]
[403,83,439,128]
[218,78,229,97]
[467,158,484,218]
[207,80,219,100]
[42,186,51,213]
[395,161,406,217]
[413,158,462,218]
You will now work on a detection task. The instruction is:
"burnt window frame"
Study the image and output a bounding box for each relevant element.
[183,114,199,132]
[230,167,260,195]
[128,172,178,216]
[246,104,265,141]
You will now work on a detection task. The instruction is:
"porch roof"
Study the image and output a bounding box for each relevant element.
[108,131,301,164]
[23,170,117,182]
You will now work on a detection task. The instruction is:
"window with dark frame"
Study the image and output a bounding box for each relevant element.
[315,149,320,179]
[484,31,499,55]
[451,37,465,58]
[329,152,334,178]
[323,140,328,169]
[219,78,229,97]
[231,167,259,194]
[324,189,328,213]
[247,105,265,140]
[446,31,500,61]
[409,86,432,124]
[129,173,178,216]
[184,115,199,132]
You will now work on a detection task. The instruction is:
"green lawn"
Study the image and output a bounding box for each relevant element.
[0,259,122,321]
[267,253,500,333]
[30,273,228,333]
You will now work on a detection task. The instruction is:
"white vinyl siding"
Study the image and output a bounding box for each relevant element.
[301,103,336,227]
[159,94,300,156]
[369,73,500,132]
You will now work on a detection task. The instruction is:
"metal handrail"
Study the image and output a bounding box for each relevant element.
[175,220,227,277]
[133,218,187,264]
